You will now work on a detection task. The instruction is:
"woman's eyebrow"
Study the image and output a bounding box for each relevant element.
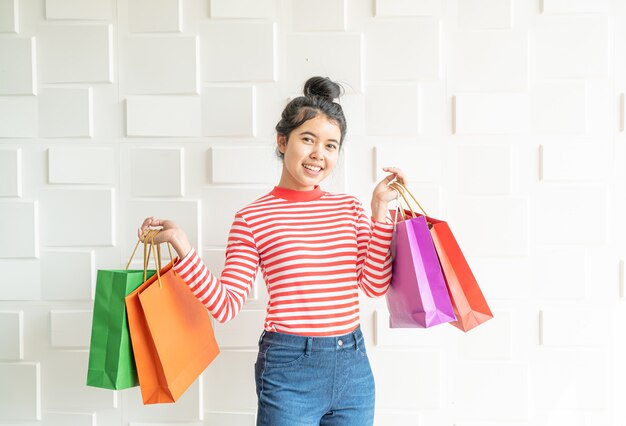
[299,131,339,144]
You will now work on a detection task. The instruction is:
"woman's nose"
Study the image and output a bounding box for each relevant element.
[310,143,324,160]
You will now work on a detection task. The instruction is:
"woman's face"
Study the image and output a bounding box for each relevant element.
[277,115,341,191]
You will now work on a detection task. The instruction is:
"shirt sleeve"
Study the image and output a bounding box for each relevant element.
[173,212,260,323]
[354,201,394,297]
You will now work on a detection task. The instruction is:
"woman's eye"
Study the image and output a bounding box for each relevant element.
[303,137,313,143]
[327,144,338,150]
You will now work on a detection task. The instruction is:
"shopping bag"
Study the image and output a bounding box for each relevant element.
[392,182,493,332]
[87,240,155,389]
[126,231,220,404]
[385,190,456,328]
[429,217,493,331]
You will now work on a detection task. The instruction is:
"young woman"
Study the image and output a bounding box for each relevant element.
[138,76,405,425]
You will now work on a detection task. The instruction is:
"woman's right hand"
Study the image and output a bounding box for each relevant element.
[138,217,192,258]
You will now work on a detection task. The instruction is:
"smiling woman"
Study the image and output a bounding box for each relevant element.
[137,76,407,426]
[276,115,341,191]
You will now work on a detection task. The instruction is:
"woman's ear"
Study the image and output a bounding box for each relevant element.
[277,134,287,154]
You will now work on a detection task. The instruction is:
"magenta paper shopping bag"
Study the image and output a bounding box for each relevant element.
[386,214,456,328]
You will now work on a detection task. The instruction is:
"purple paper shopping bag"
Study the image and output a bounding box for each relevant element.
[386,214,456,328]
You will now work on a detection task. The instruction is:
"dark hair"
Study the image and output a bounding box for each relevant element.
[275,76,347,159]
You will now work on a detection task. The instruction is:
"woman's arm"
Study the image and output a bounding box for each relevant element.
[356,166,407,297]
[138,214,260,323]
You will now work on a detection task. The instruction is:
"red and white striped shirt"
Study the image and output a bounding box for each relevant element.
[173,185,394,337]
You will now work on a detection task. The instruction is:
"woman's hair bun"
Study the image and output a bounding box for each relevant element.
[303,76,343,101]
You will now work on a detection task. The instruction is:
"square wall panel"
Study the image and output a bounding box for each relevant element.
[204,351,257,411]
[210,0,276,18]
[202,86,255,136]
[123,380,201,423]
[531,350,608,410]
[532,249,586,299]
[455,93,529,134]
[458,0,512,29]
[365,85,418,136]
[129,0,181,33]
[129,423,201,426]
[41,250,94,300]
[287,33,361,93]
[532,16,609,78]
[126,96,201,137]
[531,82,586,134]
[40,189,114,246]
[365,18,440,81]
[204,412,255,426]
[213,309,265,349]
[374,309,456,348]
[370,350,441,409]
[39,87,93,138]
[541,142,609,181]
[374,145,441,183]
[43,351,116,409]
[0,259,40,300]
[449,31,527,91]
[0,363,41,421]
[469,257,531,300]
[122,36,198,94]
[446,197,529,257]
[125,200,200,259]
[39,24,113,83]
[292,0,345,31]
[210,146,278,184]
[0,148,22,196]
[45,0,112,20]
[375,0,441,16]
[48,147,115,184]
[451,363,528,420]
[45,412,96,426]
[0,0,18,32]
[0,96,37,138]
[0,201,38,258]
[50,310,92,348]
[203,187,271,246]
[0,37,36,94]
[201,21,276,82]
[375,412,422,426]
[130,148,184,197]
[543,0,609,13]
[540,308,609,346]
[459,311,512,360]
[456,145,512,195]
[532,186,607,245]
[0,311,24,360]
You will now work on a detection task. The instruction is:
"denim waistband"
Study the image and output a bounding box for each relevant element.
[258,326,365,352]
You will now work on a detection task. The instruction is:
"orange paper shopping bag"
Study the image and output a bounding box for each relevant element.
[125,236,219,404]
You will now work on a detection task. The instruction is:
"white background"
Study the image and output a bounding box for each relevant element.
[1,0,626,425]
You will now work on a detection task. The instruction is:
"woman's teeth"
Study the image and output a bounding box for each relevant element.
[303,164,322,172]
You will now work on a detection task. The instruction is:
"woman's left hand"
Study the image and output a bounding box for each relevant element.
[371,166,407,221]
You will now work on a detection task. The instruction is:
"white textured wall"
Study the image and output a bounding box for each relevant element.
[1,0,625,425]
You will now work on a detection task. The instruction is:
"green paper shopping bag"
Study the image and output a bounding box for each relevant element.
[86,240,156,390]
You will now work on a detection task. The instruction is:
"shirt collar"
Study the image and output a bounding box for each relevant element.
[270,185,325,202]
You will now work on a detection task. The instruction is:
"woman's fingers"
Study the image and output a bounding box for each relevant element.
[137,217,166,241]
[381,166,407,186]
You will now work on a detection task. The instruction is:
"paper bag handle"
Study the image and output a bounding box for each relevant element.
[389,182,429,218]
[124,229,174,283]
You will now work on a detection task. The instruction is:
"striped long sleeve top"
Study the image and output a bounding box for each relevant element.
[173,185,394,337]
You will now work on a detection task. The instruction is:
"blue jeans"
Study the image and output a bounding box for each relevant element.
[254,326,375,426]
